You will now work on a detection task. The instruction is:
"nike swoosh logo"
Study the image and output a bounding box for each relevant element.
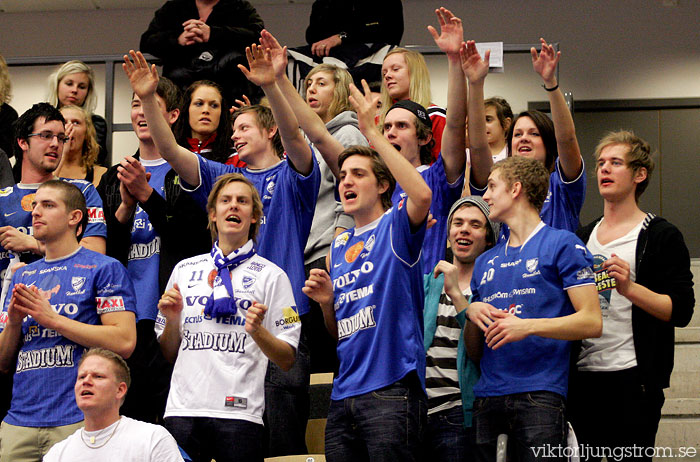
[4,212,16,217]
[187,283,198,288]
[333,263,342,268]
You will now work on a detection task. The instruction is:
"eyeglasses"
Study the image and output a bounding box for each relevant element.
[27,131,69,144]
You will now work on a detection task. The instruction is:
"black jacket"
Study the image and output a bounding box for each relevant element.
[97,153,212,295]
[305,0,403,45]
[576,214,695,389]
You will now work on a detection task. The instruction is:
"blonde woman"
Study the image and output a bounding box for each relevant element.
[47,60,109,165]
[380,48,445,162]
[56,105,107,187]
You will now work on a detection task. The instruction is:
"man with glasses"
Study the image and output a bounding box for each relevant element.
[0,103,107,422]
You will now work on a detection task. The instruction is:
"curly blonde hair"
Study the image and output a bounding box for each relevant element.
[60,105,100,171]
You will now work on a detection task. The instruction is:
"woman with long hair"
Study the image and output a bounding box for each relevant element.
[174,79,235,165]
[47,60,109,166]
[56,105,107,187]
[380,47,445,162]
[465,38,585,235]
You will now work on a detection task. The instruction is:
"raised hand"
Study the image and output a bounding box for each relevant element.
[158,283,184,321]
[302,268,333,308]
[238,44,276,88]
[123,50,159,99]
[0,226,38,254]
[531,38,560,85]
[603,253,632,297]
[259,29,288,80]
[348,80,381,135]
[427,7,464,56]
[245,301,268,335]
[460,41,490,84]
[231,94,251,113]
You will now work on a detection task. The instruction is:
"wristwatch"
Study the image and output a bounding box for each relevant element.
[338,31,347,42]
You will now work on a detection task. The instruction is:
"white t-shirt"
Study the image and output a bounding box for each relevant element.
[578,219,642,371]
[43,416,184,462]
[155,244,301,425]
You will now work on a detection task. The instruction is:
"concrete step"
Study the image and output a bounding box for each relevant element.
[662,398,700,417]
[689,261,699,328]
[666,371,700,399]
[676,327,700,344]
[672,344,700,372]
[654,417,700,461]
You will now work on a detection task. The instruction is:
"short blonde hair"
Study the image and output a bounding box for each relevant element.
[304,64,353,120]
[0,54,11,105]
[60,105,99,171]
[492,156,550,212]
[594,130,654,201]
[47,60,97,114]
[379,48,432,126]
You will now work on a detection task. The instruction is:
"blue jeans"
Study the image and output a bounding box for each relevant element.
[473,391,567,462]
[425,405,475,462]
[324,374,427,462]
[164,416,263,462]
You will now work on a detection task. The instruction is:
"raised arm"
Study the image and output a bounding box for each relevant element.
[531,38,582,181]
[238,44,314,175]
[123,51,201,186]
[157,283,184,363]
[428,8,467,184]
[302,268,338,340]
[260,29,345,179]
[461,41,492,189]
[349,81,432,227]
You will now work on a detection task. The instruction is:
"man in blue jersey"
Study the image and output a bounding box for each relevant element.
[0,103,106,305]
[123,49,320,455]
[0,103,107,422]
[97,76,211,423]
[303,80,432,462]
[467,156,601,462]
[0,180,136,462]
[255,12,466,275]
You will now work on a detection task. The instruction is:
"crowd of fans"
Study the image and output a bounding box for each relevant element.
[0,2,695,462]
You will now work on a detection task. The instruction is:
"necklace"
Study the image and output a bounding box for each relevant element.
[80,417,121,449]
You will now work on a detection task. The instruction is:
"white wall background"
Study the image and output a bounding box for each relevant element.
[2,0,699,163]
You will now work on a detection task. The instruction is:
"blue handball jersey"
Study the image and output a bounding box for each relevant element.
[183,153,320,316]
[329,202,427,400]
[0,180,107,284]
[470,223,595,398]
[0,247,136,427]
[470,159,586,240]
[392,156,463,274]
[127,159,170,321]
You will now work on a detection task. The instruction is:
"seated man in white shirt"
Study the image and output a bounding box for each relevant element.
[44,348,184,461]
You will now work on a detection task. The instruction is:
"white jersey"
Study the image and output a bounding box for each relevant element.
[43,416,184,462]
[155,247,301,425]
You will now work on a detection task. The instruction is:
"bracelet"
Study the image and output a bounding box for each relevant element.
[542,83,559,92]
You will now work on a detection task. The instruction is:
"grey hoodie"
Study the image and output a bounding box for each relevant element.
[304,111,368,264]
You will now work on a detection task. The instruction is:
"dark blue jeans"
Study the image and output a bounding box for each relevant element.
[324,374,427,462]
[425,405,475,462]
[164,416,263,462]
[473,391,567,462]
